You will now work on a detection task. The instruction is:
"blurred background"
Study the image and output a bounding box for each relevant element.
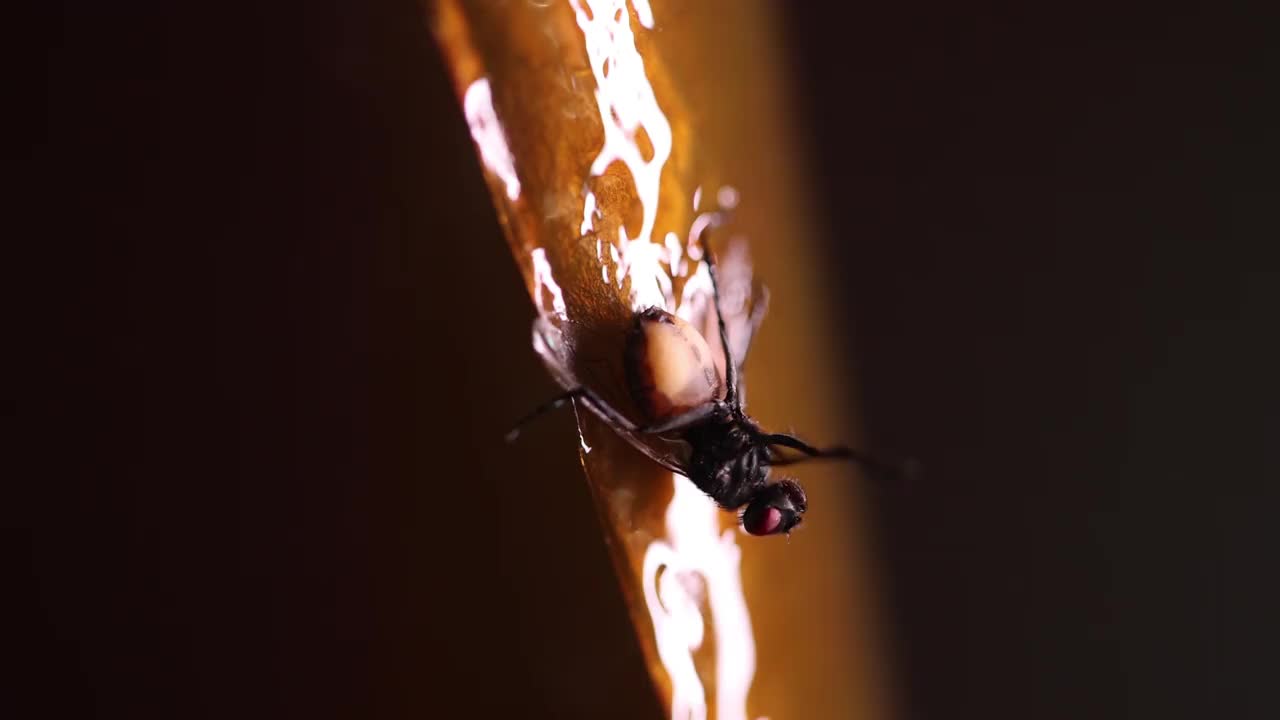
[20,1,1276,718]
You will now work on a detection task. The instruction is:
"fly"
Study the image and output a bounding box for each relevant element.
[507,218,903,536]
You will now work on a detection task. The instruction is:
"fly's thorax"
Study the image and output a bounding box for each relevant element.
[625,307,725,424]
[684,420,770,510]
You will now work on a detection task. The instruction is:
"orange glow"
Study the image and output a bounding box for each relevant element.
[433,2,885,716]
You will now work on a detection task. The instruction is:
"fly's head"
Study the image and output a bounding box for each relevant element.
[683,416,810,536]
[741,478,808,536]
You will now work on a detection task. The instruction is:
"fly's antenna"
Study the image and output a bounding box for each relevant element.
[762,432,920,485]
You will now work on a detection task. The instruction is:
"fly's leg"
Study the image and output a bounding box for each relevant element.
[763,432,914,483]
[505,387,638,442]
[637,402,721,435]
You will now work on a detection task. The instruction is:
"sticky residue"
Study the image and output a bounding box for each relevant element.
[463,78,521,201]
[570,0,674,309]
[644,479,757,720]
[569,2,758,719]
[531,247,568,318]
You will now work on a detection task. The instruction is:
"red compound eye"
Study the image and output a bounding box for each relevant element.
[743,506,783,536]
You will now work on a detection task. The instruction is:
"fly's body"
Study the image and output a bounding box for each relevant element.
[509,220,893,536]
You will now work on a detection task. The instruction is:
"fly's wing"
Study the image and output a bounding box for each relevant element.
[530,315,692,477]
[529,315,579,393]
[717,237,769,370]
[693,237,769,404]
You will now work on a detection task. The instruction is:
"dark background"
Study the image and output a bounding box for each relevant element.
[20,1,1277,719]
[785,4,1278,719]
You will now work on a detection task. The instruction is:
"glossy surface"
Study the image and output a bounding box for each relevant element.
[429,2,889,718]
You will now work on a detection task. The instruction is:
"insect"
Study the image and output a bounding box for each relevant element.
[508,218,898,536]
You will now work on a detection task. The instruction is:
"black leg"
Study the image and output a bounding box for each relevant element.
[763,432,907,482]
[763,433,847,457]
[638,402,720,435]
[697,216,740,407]
[505,387,639,442]
[506,387,694,477]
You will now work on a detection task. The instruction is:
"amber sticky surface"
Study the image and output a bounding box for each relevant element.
[428,2,890,718]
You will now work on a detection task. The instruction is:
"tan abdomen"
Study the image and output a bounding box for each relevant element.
[625,307,724,424]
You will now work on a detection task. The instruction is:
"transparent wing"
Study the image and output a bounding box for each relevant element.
[715,237,769,370]
[529,315,579,393]
[530,314,692,477]
[688,236,769,405]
